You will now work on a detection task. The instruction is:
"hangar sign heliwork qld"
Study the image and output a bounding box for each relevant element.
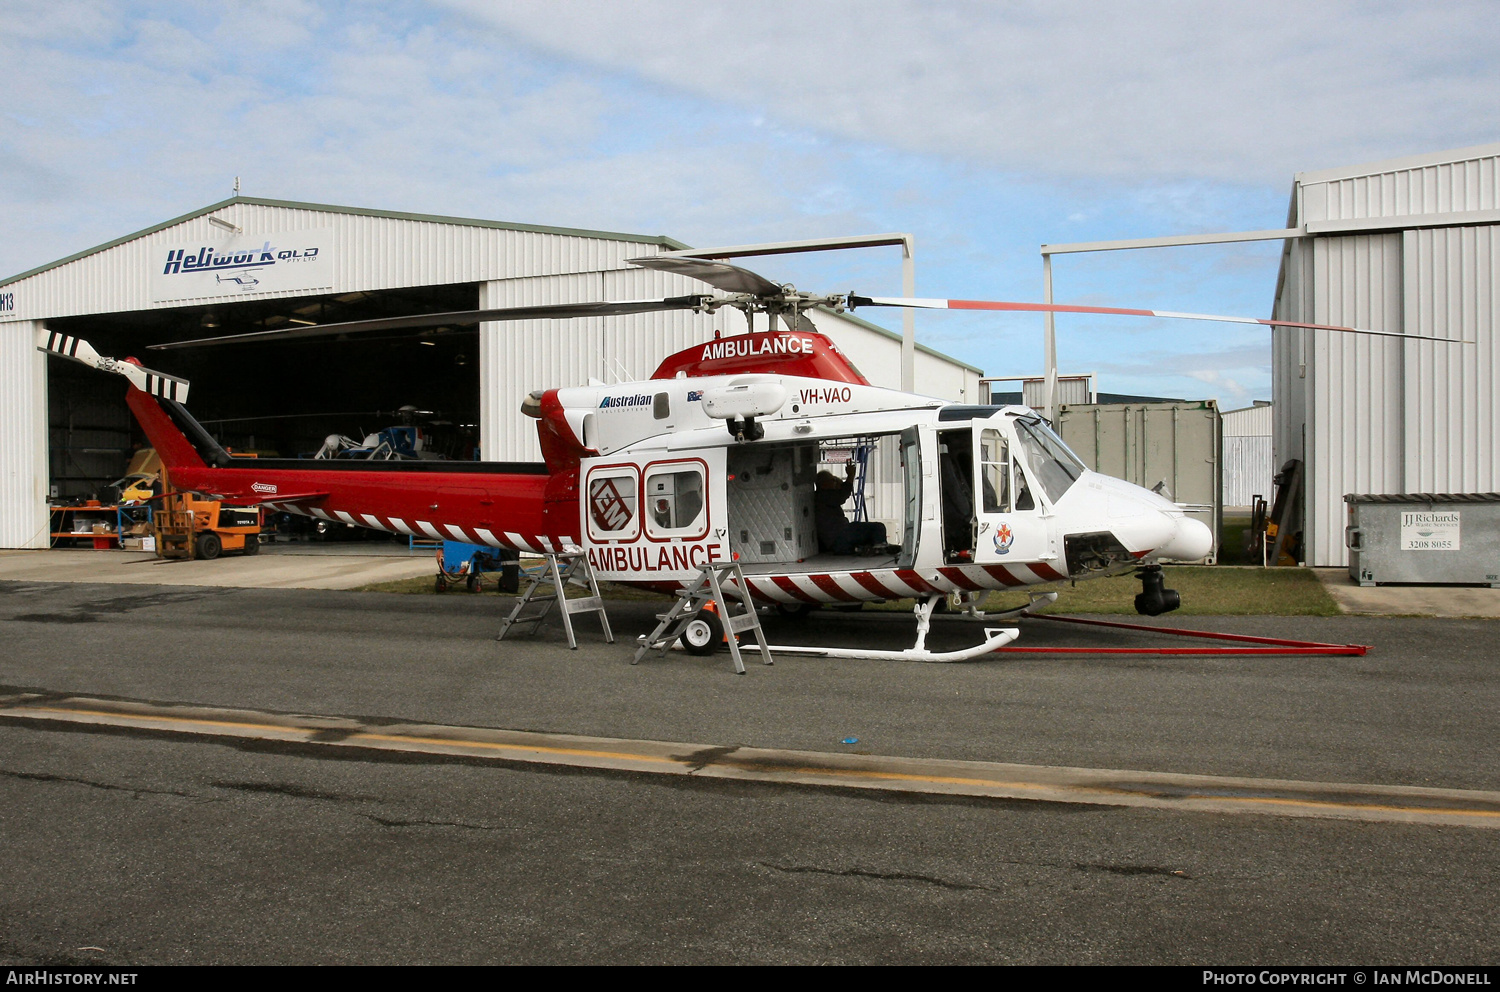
[150,229,333,303]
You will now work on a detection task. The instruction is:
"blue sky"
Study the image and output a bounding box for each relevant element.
[3,0,1497,405]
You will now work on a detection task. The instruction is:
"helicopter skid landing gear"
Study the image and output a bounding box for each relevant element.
[960,590,1060,620]
[766,594,1019,663]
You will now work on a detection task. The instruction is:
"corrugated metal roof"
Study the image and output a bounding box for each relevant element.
[0,195,691,289]
[1295,141,1500,187]
[1293,143,1500,229]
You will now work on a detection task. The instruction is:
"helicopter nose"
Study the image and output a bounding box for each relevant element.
[1158,515,1213,561]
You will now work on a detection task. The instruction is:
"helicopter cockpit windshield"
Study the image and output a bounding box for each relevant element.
[1012,416,1087,504]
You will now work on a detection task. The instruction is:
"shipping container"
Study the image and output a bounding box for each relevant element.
[1056,400,1222,563]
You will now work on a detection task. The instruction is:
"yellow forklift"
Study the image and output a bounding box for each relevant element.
[153,489,263,560]
[1248,459,1303,567]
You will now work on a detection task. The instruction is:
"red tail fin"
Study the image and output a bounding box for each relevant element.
[125,388,208,473]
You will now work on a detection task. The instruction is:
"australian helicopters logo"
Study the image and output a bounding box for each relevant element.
[598,394,652,410]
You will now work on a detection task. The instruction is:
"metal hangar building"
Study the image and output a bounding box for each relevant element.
[1272,142,1500,567]
[0,197,983,550]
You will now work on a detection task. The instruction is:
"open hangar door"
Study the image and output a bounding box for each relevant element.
[46,283,481,526]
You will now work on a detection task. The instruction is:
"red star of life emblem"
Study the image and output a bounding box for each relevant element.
[589,477,633,532]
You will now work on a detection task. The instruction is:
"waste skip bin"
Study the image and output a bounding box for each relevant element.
[1344,493,1500,587]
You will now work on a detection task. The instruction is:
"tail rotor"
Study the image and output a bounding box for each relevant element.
[38,329,190,403]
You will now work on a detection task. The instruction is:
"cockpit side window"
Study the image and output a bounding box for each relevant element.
[1014,417,1086,504]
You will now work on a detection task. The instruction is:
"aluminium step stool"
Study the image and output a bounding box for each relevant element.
[632,561,772,675]
[497,551,614,650]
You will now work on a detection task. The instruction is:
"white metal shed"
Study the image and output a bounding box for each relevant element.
[0,197,982,549]
[1222,402,1274,509]
[1271,143,1500,566]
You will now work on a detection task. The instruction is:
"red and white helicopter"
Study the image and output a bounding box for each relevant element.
[39,254,1417,661]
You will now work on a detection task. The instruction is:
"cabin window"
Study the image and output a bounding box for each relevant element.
[979,429,1009,513]
[586,468,639,541]
[653,392,670,420]
[644,464,707,538]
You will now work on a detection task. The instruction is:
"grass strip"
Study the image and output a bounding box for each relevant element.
[357,564,1341,616]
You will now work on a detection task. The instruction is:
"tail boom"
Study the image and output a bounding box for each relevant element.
[126,391,567,553]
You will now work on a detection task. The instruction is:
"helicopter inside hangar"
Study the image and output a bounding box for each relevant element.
[45,282,485,501]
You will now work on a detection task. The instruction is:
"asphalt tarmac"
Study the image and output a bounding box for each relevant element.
[1,580,1496,965]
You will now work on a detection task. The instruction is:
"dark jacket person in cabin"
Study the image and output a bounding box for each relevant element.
[815,463,889,555]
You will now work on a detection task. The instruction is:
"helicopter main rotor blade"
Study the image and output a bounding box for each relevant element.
[848,296,1474,344]
[628,256,783,297]
[148,296,711,350]
[38,329,191,402]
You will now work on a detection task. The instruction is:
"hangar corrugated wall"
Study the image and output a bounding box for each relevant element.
[1272,143,1500,566]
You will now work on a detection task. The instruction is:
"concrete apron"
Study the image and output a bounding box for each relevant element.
[1312,567,1500,619]
[0,548,434,591]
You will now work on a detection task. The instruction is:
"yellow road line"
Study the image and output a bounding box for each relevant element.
[705,761,1500,820]
[5,698,1499,828]
[28,706,321,737]
[349,731,681,766]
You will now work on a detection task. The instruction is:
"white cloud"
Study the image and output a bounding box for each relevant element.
[1090,341,1269,401]
[0,1,904,277]
[5,0,1489,405]
[440,0,1500,184]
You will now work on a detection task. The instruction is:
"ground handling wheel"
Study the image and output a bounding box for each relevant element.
[241,534,260,556]
[680,610,723,656]
[194,532,222,560]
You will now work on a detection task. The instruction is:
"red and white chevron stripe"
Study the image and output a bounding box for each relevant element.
[265,503,572,554]
[665,562,1069,604]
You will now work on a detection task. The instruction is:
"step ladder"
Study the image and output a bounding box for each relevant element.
[497,551,613,650]
[632,561,773,674]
